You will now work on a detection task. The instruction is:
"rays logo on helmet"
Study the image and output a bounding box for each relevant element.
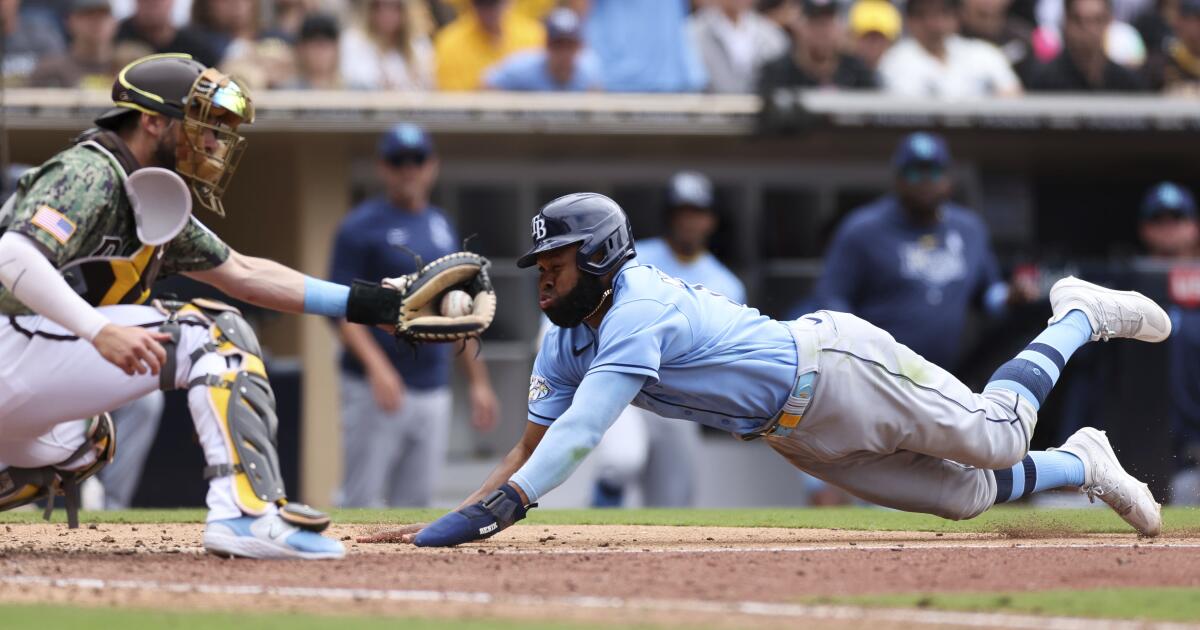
[531,216,547,240]
[528,375,552,402]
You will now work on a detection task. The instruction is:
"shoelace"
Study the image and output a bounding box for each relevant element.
[1084,483,1134,515]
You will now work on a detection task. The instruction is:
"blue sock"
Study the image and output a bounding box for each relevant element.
[993,451,1086,503]
[983,310,1092,411]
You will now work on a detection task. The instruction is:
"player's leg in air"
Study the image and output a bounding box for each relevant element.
[770,277,1170,536]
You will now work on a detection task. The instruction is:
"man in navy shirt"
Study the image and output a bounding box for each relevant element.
[330,123,498,508]
[813,132,1034,370]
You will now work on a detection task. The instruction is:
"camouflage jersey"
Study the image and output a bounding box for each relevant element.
[0,132,230,316]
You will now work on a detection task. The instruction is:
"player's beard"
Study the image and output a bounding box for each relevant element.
[543,272,610,328]
[152,122,179,170]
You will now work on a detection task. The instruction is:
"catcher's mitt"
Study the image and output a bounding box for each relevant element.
[382,252,497,343]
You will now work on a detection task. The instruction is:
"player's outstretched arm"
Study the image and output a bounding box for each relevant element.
[410,371,645,548]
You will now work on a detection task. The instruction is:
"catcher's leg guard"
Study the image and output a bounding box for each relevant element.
[0,413,116,528]
[162,299,330,532]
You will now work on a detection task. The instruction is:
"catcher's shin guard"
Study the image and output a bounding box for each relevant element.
[0,413,116,528]
[159,298,330,532]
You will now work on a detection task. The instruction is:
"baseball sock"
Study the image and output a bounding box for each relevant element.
[983,309,1092,411]
[993,451,1086,503]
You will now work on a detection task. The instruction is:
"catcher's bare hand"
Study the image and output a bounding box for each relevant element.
[356,523,425,544]
[92,324,171,376]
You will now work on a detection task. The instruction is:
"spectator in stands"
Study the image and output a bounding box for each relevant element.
[30,0,118,88]
[1159,0,1200,92]
[265,0,310,42]
[484,7,601,91]
[812,132,1036,371]
[582,0,707,92]
[190,0,260,63]
[116,0,221,67]
[285,12,343,88]
[445,0,556,20]
[1027,0,1148,90]
[689,0,789,93]
[434,0,544,90]
[341,0,435,90]
[848,0,902,71]
[878,0,1023,98]
[759,0,878,89]
[1,0,66,86]
[758,0,802,34]
[331,123,499,508]
[959,0,1037,79]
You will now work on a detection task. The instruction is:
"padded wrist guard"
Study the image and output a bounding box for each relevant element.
[346,280,405,326]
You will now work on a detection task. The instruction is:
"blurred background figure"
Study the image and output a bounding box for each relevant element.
[30,0,118,88]
[1028,0,1148,90]
[958,0,1037,80]
[757,0,802,33]
[266,0,311,42]
[484,6,601,90]
[689,0,789,93]
[341,0,435,90]
[759,0,879,90]
[590,171,745,508]
[1,0,66,86]
[286,12,343,88]
[811,132,1036,372]
[1158,0,1200,92]
[330,123,499,508]
[97,393,164,509]
[878,0,1024,98]
[1135,183,1200,506]
[582,0,707,92]
[115,0,220,66]
[189,0,260,64]
[434,0,544,90]
[848,0,902,72]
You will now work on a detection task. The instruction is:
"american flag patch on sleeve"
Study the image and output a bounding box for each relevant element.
[30,205,76,244]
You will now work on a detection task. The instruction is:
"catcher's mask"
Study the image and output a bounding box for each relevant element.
[96,53,255,217]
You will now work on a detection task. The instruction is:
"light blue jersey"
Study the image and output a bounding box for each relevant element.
[527,259,796,435]
[635,238,746,305]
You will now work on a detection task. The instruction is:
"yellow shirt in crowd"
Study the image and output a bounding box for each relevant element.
[444,0,557,20]
[434,9,546,91]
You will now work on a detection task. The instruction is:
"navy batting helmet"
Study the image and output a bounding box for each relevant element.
[516,193,635,276]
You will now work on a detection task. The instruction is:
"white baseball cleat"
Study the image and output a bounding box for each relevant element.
[1047,276,1171,343]
[1053,427,1162,537]
[203,513,345,559]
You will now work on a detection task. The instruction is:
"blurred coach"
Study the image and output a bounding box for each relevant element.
[330,123,498,508]
[812,132,1034,371]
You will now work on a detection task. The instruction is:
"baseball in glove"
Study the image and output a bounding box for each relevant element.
[346,252,497,344]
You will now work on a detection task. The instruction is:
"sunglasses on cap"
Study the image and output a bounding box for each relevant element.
[901,164,945,184]
[384,152,429,167]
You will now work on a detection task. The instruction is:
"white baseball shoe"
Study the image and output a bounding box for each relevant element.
[203,513,345,559]
[1047,276,1171,343]
[1053,427,1162,537]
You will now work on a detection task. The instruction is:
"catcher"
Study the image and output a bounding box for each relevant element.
[0,54,495,559]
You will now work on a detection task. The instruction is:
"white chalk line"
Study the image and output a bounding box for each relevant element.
[448,541,1200,556]
[1,574,1194,630]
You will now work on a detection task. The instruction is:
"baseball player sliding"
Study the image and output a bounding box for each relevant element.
[365,192,1168,547]
[0,54,494,559]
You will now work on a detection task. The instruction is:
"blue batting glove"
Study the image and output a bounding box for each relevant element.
[414,483,533,547]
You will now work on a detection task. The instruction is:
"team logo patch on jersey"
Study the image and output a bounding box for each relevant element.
[31,205,76,244]
[528,375,553,402]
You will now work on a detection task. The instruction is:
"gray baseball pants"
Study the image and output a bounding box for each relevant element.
[337,372,452,508]
[766,311,1038,520]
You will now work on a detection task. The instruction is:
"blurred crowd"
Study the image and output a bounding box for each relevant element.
[4,0,1200,95]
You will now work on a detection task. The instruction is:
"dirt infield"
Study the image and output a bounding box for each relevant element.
[2,523,1199,628]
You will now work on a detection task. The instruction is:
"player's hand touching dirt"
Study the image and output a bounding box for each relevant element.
[92,324,172,376]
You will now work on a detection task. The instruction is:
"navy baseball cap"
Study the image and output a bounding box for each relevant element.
[378,123,434,161]
[892,132,952,170]
[667,171,714,209]
[1141,182,1197,220]
[1181,0,1200,15]
[545,7,584,41]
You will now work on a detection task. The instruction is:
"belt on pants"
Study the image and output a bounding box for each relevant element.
[738,316,824,441]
